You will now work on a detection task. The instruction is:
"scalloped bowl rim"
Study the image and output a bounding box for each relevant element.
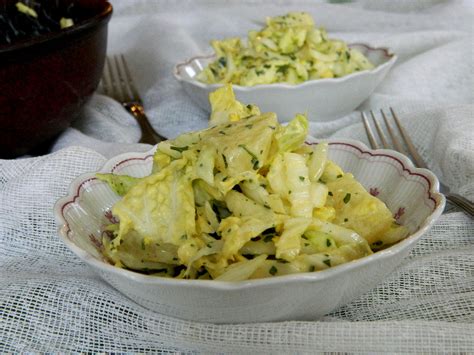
[173,43,398,91]
[54,138,445,291]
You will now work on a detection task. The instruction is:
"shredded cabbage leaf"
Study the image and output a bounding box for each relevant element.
[196,12,374,86]
[99,84,408,280]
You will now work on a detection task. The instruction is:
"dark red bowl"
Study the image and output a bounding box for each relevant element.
[0,0,112,158]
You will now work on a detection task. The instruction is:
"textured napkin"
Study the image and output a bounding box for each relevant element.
[1,0,473,352]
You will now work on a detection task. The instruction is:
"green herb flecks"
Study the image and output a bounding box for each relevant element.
[343,193,351,204]
[218,57,227,67]
[170,146,189,153]
[238,144,259,170]
[277,64,289,74]
[222,154,228,169]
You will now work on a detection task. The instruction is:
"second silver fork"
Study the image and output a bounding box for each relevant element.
[362,108,473,217]
[102,55,166,144]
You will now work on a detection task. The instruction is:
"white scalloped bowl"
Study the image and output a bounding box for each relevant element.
[174,44,397,122]
[54,138,444,323]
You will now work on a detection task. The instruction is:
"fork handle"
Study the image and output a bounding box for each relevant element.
[445,193,474,217]
[124,103,167,144]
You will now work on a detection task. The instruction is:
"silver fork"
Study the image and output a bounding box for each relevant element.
[362,108,474,217]
[102,55,166,144]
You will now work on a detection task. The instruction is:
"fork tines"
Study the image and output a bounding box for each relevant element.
[102,54,141,104]
[362,108,427,169]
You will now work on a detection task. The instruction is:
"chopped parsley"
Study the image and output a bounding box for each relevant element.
[170,146,188,153]
[269,266,278,275]
[323,259,331,267]
[238,144,259,170]
[277,64,290,74]
[222,154,228,168]
[218,56,227,67]
[343,193,351,204]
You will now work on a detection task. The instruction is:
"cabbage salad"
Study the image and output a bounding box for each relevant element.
[98,85,407,281]
[196,12,374,86]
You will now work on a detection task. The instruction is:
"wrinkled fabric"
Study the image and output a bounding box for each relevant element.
[1,0,473,352]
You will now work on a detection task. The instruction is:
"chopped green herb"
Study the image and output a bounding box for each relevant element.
[309,265,315,272]
[277,64,290,74]
[222,154,228,168]
[263,234,274,242]
[219,130,226,135]
[328,191,333,196]
[170,146,188,153]
[218,56,227,67]
[337,174,343,178]
[344,218,348,222]
[323,259,331,267]
[343,193,351,204]
[326,239,332,247]
[299,176,305,181]
[269,266,278,275]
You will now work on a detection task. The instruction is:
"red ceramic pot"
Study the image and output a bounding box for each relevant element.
[0,0,113,158]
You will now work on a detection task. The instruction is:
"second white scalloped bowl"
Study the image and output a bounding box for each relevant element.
[54,138,444,323]
[174,44,397,122]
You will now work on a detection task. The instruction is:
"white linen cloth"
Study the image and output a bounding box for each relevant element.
[1,0,473,352]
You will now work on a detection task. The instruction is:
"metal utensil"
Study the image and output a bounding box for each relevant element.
[362,108,473,217]
[102,54,166,144]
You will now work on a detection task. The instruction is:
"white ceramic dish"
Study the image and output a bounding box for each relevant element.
[54,138,444,324]
[174,44,397,122]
